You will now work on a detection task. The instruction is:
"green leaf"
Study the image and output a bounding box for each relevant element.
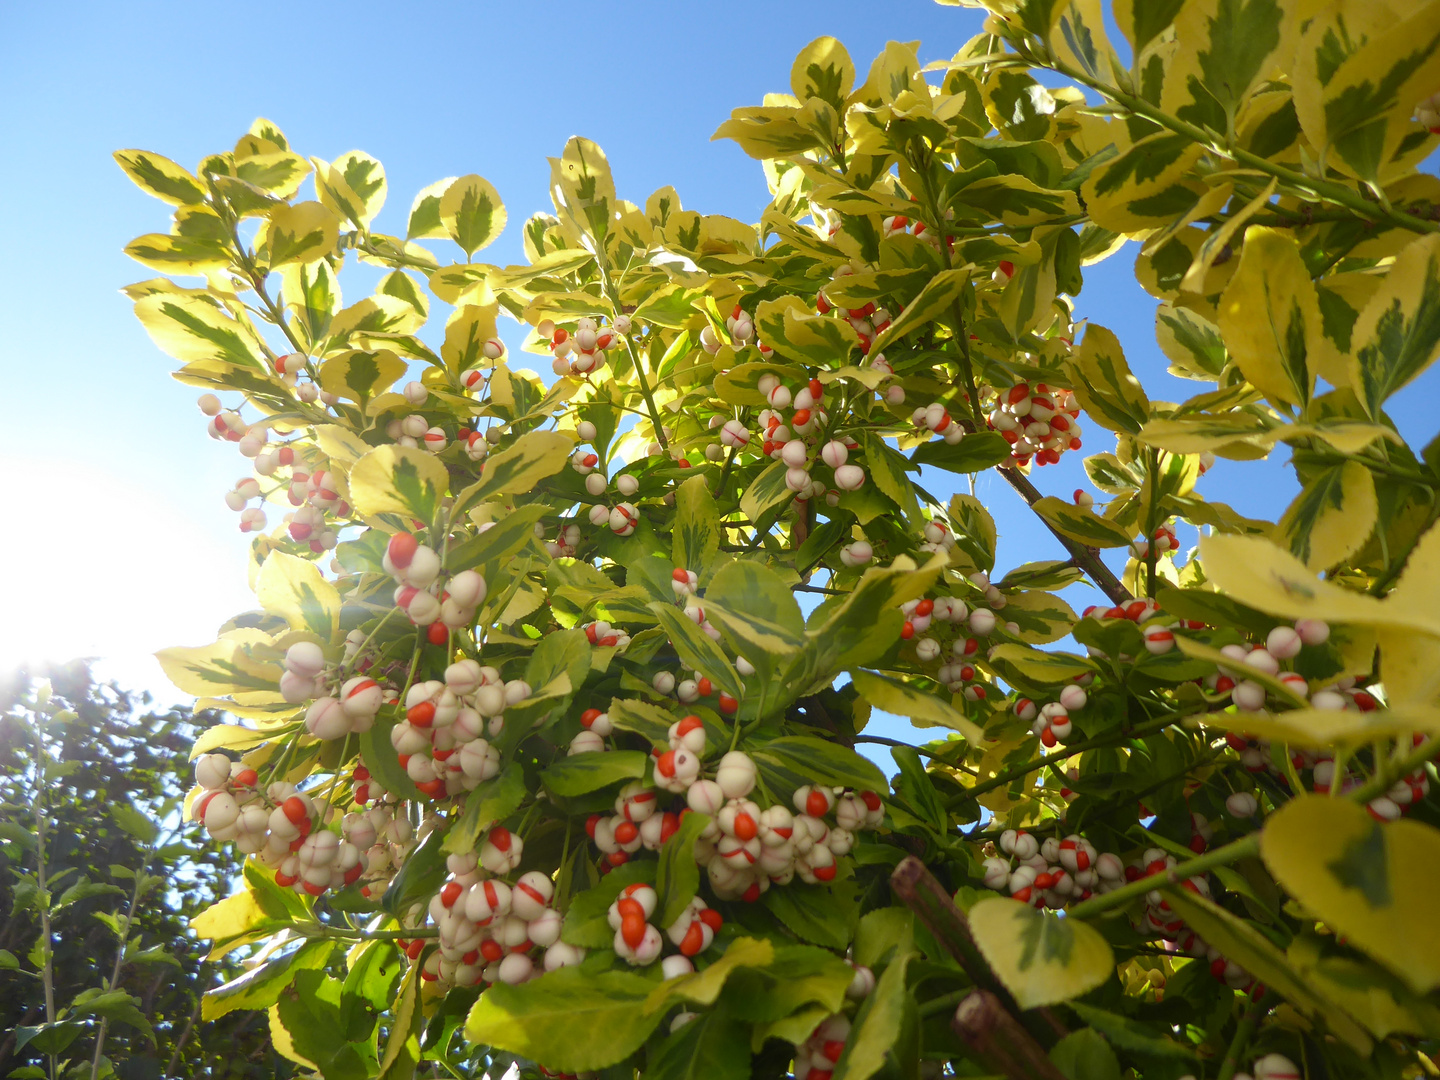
[890,746,948,832]
[648,1002,750,1080]
[562,861,656,948]
[909,431,1010,474]
[656,811,711,930]
[378,965,423,1080]
[1049,1029,1121,1080]
[1067,1001,1199,1060]
[540,749,648,798]
[381,830,448,917]
[446,504,548,573]
[465,967,662,1074]
[850,670,981,741]
[443,769,526,855]
[14,1021,85,1057]
[833,947,913,1080]
[968,897,1114,1009]
[110,802,158,844]
[360,712,423,803]
[762,880,859,950]
[861,432,921,527]
[672,475,720,577]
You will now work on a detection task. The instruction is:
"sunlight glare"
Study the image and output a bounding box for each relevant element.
[0,455,255,699]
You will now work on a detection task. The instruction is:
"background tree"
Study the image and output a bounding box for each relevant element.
[0,664,296,1080]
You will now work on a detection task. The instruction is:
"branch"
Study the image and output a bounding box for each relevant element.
[890,858,1067,1046]
[996,464,1132,606]
[952,991,1069,1080]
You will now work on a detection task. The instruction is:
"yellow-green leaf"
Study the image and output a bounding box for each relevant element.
[850,669,982,742]
[441,175,506,257]
[318,349,407,405]
[1198,533,1440,638]
[1189,702,1440,751]
[969,897,1114,1009]
[1216,227,1320,407]
[1159,0,1297,138]
[791,36,855,108]
[1349,233,1440,419]
[1066,324,1149,434]
[407,176,458,240]
[1263,796,1440,993]
[190,889,270,941]
[1161,886,1372,1053]
[134,292,267,368]
[868,268,971,358]
[451,431,571,513]
[645,937,775,1014]
[262,201,340,267]
[1279,460,1377,570]
[114,149,207,205]
[1033,496,1135,548]
[348,445,449,523]
[255,552,340,642]
[1302,3,1440,182]
[155,633,282,698]
[123,232,231,274]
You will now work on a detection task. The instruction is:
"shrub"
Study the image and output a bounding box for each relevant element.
[119,4,1440,1077]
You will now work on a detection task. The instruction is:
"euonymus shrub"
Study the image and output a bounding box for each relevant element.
[121,1,1440,1076]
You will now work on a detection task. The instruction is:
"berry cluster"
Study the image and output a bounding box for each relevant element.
[985,381,1083,468]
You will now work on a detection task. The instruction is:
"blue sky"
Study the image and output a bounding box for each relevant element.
[0,0,1331,732]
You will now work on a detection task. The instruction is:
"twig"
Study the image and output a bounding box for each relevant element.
[1218,990,1275,1080]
